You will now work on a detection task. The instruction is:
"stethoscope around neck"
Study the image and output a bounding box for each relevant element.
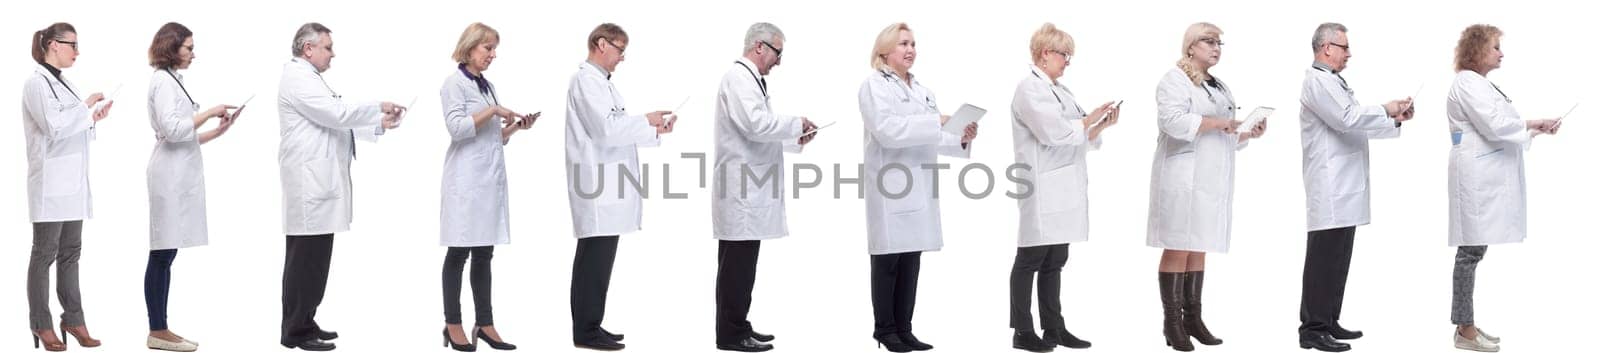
[164,69,200,111]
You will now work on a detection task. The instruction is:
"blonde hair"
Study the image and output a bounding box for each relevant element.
[1176,22,1223,86]
[1454,24,1502,72]
[1029,23,1075,63]
[452,22,499,64]
[870,22,912,70]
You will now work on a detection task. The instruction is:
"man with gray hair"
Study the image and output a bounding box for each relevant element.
[710,22,815,352]
[1296,22,1414,353]
[276,22,405,351]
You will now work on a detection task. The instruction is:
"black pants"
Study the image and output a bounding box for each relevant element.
[715,240,762,344]
[444,246,494,326]
[282,234,334,345]
[870,251,921,338]
[1010,244,1069,332]
[145,249,179,331]
[1299,226,1356,337]
[571,236,619,343]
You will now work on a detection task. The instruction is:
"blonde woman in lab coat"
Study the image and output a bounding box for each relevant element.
[1007,23,1117,352]
[437,22,533,352]
[1445,24,1560,353]
[143,22,241,352]
[857,22,978,353]
[1146,22,1266,352]
[22,22,112,352]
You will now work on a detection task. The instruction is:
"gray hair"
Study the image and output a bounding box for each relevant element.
[1311,22,1347,53]
[743,22,784,53]
[291,22,332,57]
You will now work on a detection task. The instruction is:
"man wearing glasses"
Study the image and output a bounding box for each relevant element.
[564,22,676,351]
[1296,22,1414,353]
[710,22,816,353]
[276,22,405,351]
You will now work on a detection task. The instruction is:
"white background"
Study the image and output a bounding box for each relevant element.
[2,0,1595,352]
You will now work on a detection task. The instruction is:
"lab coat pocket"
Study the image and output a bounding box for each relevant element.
[1329,152,1367,197]
[1036,164,1083,215]
[733,162,781,209]
[300,158,338,201]
[881,169,926,215]
[42,153,84,197]
[1459,149,1511,217]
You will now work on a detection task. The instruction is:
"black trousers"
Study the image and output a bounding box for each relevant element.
[444,246,494,326]
[1299,226,1356,337]
[870,251,921,338]
[571,236,620,343]
[145,249,179,331]
[1010,244,1070,332]
[715,240,762,344]
[282,234,334,345]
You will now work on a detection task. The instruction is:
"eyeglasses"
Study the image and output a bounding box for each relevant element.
[761,41,783,59]
[1051,49,1073,61]
[604,39,627,55]
[1199,38,1224,47]
[53,39,78,50]
[1327,42,1350,51]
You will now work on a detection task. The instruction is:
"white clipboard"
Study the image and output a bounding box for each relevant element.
[941,103,986,135]
[1239,106,1275,132]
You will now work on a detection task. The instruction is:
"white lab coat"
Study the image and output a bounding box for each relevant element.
[438,68,510,247]
[1446,70,1529,246]
[1146,68,1246,253]
[21,63,94,223]
[712,58,804,241]
[565,61,661,239]
[858,68,969,255]
[146,69,209,249]
[1011,65,1101,247]
[277,58,385,236]
[1299,65,1401,232]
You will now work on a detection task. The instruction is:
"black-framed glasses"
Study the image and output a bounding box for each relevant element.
[604,39,627,55]
[1327,42,1350,51]
[761,41,783,59]
[1199,38,1224,47]
[53,39,78,50]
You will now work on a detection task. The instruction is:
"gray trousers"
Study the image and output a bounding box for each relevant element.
[1451,245,1488,325]
[28,221,85,330]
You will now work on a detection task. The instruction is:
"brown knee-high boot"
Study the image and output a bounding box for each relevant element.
[1158,272,1194,351]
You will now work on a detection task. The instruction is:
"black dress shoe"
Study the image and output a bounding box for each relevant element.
[1043,329,1091,349]
[444,328,477,352]
[1299,333,1351,352]
[750,331,775,343]
[1013,330,1055,352]
[1329,325,1363,340]
[316,329,338,341]
[474,327,516,350]
[898,332,933,351]
[575,337,625,351]
[874,334,914,353]
[601,328,624,342]
[285,338,337,351]
[717,337,774,352]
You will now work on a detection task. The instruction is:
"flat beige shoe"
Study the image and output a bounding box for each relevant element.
[148,335,199,352]
[1475,327,1500,344]
[1454,330,1499,352]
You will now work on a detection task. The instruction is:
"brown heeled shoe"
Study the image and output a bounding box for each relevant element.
[32,329,66,352]
[59,324,100,348]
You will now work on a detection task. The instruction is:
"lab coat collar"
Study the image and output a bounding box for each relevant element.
[290,57,320,74]
[583,60,611,80]
[878,67,915,86]
[1311,60,1339,74]
[736,57,759,76]
[1028,64,1054,84]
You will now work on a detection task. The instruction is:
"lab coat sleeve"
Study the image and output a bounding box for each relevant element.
[1457,79,1530,146]
[1013,80,1087,147]
[1305,75,1394,133]
[22,76,93,141]
[285,73,383,130]
[723,74,803,143]
[150,78,196,143]
[1365,124,1401,139]
[440,81,478,141]
[858,78,947,149]
[572,74,658,147]
[1155,75,1204,142]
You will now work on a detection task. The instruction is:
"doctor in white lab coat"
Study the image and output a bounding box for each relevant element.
[22,23,112,349]
[710,22,816,352]
[142,22,241,352]
[1294,23,1416,353]
[1007,23,1116,352]
[857,23,977,352]
[275,22,404,351]
[1444,24,1561,352]
[437,22,534,351]
[563,23,675,351]
[1146,23,1265,352]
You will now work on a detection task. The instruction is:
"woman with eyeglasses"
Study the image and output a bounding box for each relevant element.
[1007,22,1116,352]
[857,22,978,353]
[141,22,241,352]
[1444,24,1560,353]
[22,22,113,352]
[1146,22,1265,352]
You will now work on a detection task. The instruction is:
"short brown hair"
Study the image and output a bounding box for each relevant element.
[452,23,499,64]
[148,22,193,69]
[31,22,76,65]
[1454,24,1502,72]
[586,23,628,53]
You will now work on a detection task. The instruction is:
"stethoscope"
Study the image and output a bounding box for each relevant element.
[880,70,936,111]
[163,69,200,111]
[36,72,79,102]
[1031,69,1084,117]
[735,61,767,98]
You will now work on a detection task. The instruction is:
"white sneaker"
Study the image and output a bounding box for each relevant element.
[148,335,199,352]
[1476,327,1501,344]
[1455,330,1500,352]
